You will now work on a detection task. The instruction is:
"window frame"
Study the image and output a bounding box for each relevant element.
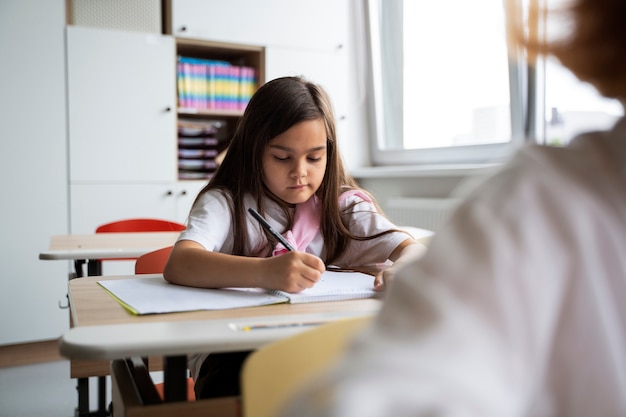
[365,0,531,167]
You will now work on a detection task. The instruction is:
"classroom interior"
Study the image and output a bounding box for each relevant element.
[1,0,623,416]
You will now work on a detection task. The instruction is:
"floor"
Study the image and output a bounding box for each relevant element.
[0,335,176,417]
[0,359,113,417]
[0,360,169,417]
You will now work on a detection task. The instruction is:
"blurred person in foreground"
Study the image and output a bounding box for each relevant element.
[281,0,626,415]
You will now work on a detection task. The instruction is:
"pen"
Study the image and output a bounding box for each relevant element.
[240,321,328,331]
[248,207,296,252]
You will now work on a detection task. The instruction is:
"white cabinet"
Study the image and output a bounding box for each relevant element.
[170,0,348,52]
[70,182,205,233]
[66,26,206,236]
[67,26,177,183]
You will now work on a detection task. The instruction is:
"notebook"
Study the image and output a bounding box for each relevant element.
[98,270,379,315]
[265,270,379,303]
[98,277,285,315]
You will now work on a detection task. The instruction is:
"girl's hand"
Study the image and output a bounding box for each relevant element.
[263,251,326,293]
[374,240,426,292]
[373,268,394,292]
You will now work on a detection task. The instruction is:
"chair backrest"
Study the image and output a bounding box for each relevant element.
[134,246,173,274]
[240,316,372,417]
[96,218,186,233]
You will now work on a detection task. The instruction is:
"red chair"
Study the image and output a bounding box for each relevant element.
[91,218,185,267]
[134,246,174,275]
[135,246,196,401]
[96,218,186,233]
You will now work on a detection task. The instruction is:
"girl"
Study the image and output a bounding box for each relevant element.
[164,76,424,399]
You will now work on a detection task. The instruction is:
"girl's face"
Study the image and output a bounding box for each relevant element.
[262,119,328,205]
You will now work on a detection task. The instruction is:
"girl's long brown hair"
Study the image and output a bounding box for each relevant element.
[193,76,394,264]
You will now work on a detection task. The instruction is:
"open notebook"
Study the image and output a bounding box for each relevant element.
[98,270,379,315]
[265,270,378,304]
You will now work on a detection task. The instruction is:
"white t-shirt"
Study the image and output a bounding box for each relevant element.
[283,119,626,417]
[180,190,410,381]
[179,191,408,266]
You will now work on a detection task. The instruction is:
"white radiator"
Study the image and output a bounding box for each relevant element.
[386,197,459,232]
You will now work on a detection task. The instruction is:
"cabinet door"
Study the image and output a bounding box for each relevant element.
[67,26,177,182]
[70,182,207,233]
[71,183,176,233]
[174,180,207,222]
[171,0,348,52]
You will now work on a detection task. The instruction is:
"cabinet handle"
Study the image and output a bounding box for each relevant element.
[165,106,171,112]
[179,25,187,32]
[58,294,70,309]
[180,190,187,196]
[166,190,173,196]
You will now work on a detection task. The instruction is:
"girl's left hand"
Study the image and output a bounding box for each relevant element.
[373,269,394,292]
[374,240,426,292]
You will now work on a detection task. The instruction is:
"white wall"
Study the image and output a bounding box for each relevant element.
[0,0,70,344]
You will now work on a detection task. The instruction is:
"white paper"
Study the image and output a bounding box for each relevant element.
[98,276,287,315]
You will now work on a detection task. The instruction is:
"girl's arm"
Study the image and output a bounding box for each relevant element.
[373,238,426,291]
[163,240,326,292]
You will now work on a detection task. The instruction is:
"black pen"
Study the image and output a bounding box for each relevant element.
[248,208,296,252]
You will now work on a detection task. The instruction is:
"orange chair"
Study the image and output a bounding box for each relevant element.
[96,218,186,233]
[90,218,185,269]
[135,246,196,402]
[134,246,174,274]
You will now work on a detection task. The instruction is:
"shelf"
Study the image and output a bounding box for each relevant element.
[176,38,265,83]
[174,38,265,181]
[178,108,244,118]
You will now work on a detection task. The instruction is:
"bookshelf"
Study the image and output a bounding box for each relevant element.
[174,38,265,180]
[65,26,266,235]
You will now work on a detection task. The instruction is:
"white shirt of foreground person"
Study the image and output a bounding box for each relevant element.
[282,118,626,417]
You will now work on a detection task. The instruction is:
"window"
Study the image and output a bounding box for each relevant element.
[543,58,622,146]
[366,0,623,166]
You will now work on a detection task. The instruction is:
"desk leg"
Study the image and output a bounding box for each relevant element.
[98,377,108,416]
[74,260,86,278]
[77,377,89,417]
[163,355,188,402]
[87,259,102,276]
[75,377,109,417]
[72,259,101,278]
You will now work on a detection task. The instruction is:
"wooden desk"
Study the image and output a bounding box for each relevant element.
[60,275,382,416]
[40,232,180,277]
[40,233,179,416]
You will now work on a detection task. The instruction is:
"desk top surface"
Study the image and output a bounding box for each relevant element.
[39,231,180,260]
[61,274,382,360]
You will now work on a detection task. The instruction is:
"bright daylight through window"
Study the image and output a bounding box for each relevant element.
[403,1,511,150]
[367,0,623,167]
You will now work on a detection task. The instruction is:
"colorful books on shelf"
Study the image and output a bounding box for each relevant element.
[177,119,225,180]
[177,56,257,112]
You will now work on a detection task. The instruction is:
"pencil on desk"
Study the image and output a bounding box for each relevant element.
[240,321,329,331]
